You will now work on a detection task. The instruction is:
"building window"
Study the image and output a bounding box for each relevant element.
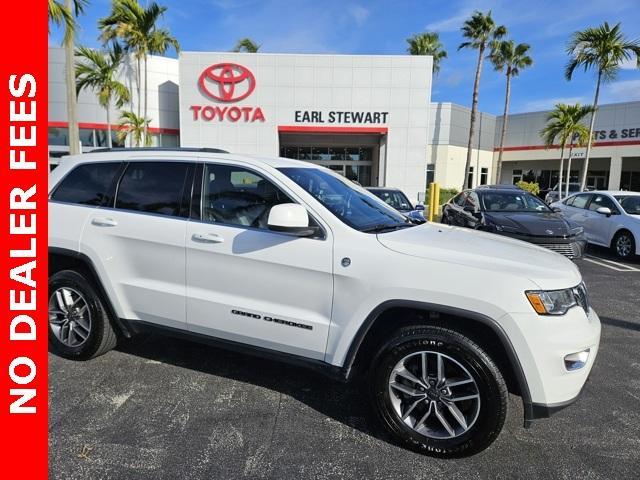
[480,167,488,185]
[467,166,474,189]
[426,164,435,186]
[79,128,95,147]
[95,129,124,148]
[161,134,179,147]
[280,145,374,186]
[48,127,69,146]
[512,169,522,184]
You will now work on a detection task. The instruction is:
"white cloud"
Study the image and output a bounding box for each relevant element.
[620,57,639,70]
[347,4,370,27]
[425,8,474,33]
[602,80,640,103]
[518,96,589,112]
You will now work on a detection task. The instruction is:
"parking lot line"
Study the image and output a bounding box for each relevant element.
[583,255,640,272]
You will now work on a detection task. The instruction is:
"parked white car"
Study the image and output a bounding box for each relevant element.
[49,148,600,457]
[551,191,640,259]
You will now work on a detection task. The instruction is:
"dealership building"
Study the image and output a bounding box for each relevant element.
[48,46,640,199]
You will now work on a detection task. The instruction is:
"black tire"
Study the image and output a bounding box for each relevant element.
[369,326,507,458]
[612,230,636,259]
[48,270,117,360]
[440,212,450,225]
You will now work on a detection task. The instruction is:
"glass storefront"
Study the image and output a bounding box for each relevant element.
[279,146,373,186]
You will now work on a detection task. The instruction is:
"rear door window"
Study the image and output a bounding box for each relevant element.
[51,162,122,206]
[115,161,191,217]
[571,194,592,209]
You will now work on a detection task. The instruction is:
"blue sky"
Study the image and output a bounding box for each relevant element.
[50,0,640,115]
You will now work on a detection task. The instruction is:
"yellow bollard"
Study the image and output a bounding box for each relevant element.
[434,183,440,221]
[428,182,435,222]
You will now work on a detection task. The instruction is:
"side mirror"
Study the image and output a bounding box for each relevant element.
[267,203,316,236]
[415,204,425,211]
[595,207,612,217]
[552,207,562,213]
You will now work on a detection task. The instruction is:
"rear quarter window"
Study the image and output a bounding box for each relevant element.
[50,162,122,206]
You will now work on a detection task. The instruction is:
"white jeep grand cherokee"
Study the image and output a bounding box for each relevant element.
[48,148,601,457]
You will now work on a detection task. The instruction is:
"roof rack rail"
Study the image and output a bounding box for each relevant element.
[476,184,522,190]
[88,147,229,154]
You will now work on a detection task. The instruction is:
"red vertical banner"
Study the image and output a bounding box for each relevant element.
[0,1,48,478]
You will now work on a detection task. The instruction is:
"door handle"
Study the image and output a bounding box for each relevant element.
[192,232,225,244]
[91,217,118,227]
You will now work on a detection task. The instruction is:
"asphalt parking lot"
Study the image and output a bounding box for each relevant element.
[49,245,640,479]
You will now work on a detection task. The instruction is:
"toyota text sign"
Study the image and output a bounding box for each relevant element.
[191,63,265,122]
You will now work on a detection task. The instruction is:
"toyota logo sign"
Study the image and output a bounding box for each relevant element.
[198,63,256,102]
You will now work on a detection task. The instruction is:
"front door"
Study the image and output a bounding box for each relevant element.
[186,162,334,360]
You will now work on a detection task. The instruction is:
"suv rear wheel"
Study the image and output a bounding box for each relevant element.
[48,270,117,360]
[369,325,507,457]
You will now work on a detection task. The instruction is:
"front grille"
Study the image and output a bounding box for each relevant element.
[573,283,590,313]
[537,242,582,258]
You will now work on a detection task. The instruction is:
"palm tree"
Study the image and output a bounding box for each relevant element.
[117,110,151,147]
[48,0,88,155]
[566,22,640,191]
[406,32,447,74]
[540,104,595,200]
[99,0,179,141]
[458,11,506,190]
[232,38,260,53]
[490,40,533,183]
[75,44,130,148]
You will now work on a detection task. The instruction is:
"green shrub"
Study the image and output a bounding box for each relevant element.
[516,181,540,195]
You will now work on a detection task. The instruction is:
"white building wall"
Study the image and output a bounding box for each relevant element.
[179,52,432,200]
[429,102,496,189]
[48,46,180,132]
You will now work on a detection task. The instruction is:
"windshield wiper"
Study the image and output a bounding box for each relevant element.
[361,223,414,233]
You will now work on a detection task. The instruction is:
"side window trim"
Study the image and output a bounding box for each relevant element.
[49,160,125,207]
[196,160,326,240]
[113,160,194,219]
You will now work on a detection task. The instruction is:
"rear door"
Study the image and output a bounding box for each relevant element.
[80,160,193,329]
[185,161,334,360]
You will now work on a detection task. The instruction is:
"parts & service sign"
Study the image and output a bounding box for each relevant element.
[1,1,48,477]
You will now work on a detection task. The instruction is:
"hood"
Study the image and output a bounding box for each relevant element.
[377,223,581,289]
[484,211,574,236]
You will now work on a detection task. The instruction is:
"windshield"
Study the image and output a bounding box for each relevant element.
[369,189,414,211]
[614,195,640,215]
[278,167,413,232]
[481,191,551,212]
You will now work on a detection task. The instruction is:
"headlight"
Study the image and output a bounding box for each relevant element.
[571,226,584,235]
[526,283,589,315]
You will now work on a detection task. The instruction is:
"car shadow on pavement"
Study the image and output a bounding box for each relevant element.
[114,331,399,447]
[599,316,640,332]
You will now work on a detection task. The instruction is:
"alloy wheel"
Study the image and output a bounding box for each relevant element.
[48,287,92,347]
[388,351,481,439]
[616,234,632,258]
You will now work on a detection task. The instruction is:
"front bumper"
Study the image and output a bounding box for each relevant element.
[500,306,601,425]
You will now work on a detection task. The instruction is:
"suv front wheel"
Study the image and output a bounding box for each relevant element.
[48,270,118,360]
[369,325,508,457]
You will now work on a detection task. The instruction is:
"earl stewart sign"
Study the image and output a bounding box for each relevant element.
[294,110,389,124]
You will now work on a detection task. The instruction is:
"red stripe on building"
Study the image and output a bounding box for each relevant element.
[495,140,640,152]
[278,125,388,134]
[48,121,180,136]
